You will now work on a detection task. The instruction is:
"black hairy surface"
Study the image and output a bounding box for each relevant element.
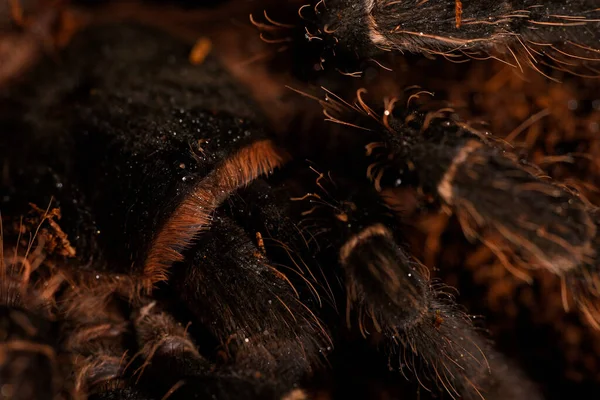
[0,1,599,399]
[303,0,600,76]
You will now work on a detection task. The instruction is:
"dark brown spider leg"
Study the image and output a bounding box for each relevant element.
[131,299,288,400]
[0,304,63,400]
[379,110,598,321]
[235,170,429,333]
[60,285,152,400]
[0,23,290,294]
[290,174,543,400]
[224,169,542,400]
[430,139,595,276]
[300,0,600,75]
[276,170,431,335]
[168,211,330,398]
[320,94,598,326]
[0,205,147,400]
[0,234,71,400]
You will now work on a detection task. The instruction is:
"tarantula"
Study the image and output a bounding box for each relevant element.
[1,1,599,399]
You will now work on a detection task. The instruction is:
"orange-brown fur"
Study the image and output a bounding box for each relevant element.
[143,139,291,291]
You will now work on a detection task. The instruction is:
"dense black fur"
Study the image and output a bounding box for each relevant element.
[0,257,68,400]
[131,300,284,400]
[1,12,595,400]
[316,93,596,287]
[0,306,60,400]
[0,23,274,277]
[172,212,329,392]
[224,167,543,399]
[0,22,323,398]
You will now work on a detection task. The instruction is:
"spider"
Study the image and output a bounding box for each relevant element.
[0,1,599,399]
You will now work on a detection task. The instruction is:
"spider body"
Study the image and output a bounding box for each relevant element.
[0,1,599,399]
